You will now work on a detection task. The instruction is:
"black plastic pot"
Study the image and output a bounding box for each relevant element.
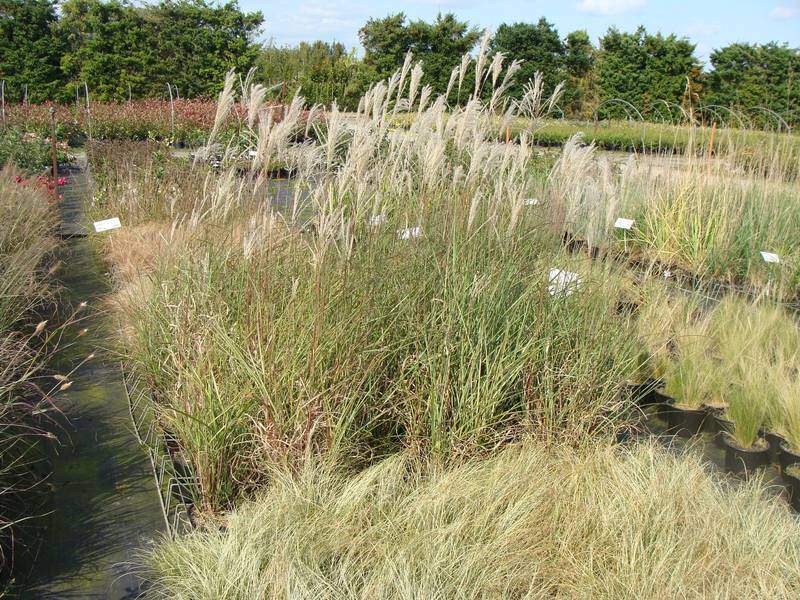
[664,403,707,438]
[721,434,770,474]
[779,442,800,472]
[615,425,636,444]
[649,391,674,421]
[561,232,599,258]
[784,468,800,512]
[704,408,733,440]
[623,379,664,407]
[615,300,640,316]
[763,430,785,465]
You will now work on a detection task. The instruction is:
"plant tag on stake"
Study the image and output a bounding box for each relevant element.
[548,268,581,296]
[524,198,540,206]
[93,217,121,233]
[760,251,780,264]
[614,217,634,230]
[370,214,387,226]
[398,226,422,240]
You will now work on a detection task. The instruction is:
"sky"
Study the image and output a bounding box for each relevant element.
[238,0,800,62]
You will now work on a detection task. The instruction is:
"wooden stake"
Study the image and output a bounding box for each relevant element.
[167,83,175,137]
[707,121,717,156]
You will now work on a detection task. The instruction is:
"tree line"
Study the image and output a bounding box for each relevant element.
[1,1,798,126]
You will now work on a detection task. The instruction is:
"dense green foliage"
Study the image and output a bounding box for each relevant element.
[0,2,797,124]
[0,1,65,103]
[0,128,62,173]
[491,19,566,99]
[359,13,480,95]
[490,20,597,116]
[595,27,701,119]
[258,41,368,109]
[0,0,263,102]
[706,43,800,128]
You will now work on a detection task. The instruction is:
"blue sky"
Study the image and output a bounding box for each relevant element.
[239,0,800,62]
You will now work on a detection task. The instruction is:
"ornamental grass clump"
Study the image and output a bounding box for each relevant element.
[773,366,800,454]
[710,297,800,424]
[545,134,800,294]
[110,49,650,514]
[724,360,770,450]
[141,441,800,600]
[125,214,640,513]
[0,167,60,575]
[661,307,718,410]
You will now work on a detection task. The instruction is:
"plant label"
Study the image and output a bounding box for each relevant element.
[370,214,387,226]
[248,150,258,158]
[93,217,121,233]
[760,251,780,264]
[398,226,422,240]
[548,268,581,296]
[614,218,634,230]
[524,198,540,206]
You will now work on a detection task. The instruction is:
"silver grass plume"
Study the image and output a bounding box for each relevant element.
[445,65,460,102]
[408,62,424,110]
[473,30,492,99]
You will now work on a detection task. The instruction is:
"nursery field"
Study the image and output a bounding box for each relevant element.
[3,47,800,597]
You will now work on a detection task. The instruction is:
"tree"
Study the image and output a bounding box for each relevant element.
[491,19,565,99]
[563,30,596,117]
[0,0,66,102]
[359,13,480,94]
[596,26,700,119]
[258,40,370,109]
[58,0,263,101]
[58,0,150,101]
[706,43,799,127]
[149,1,264,98]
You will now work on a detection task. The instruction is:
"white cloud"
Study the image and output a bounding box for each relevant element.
[576,0,645,15]
[769,3,800,19]
[269,1,364,44]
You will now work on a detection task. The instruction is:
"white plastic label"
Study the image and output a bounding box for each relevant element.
[548,268,581,296]
[93,217,121,233]
[760,251,780,264]
[614,218,634,230]
[398,226,422,240]
[370,214,387,226]
[248,149,258,158]
[524,198,540,206]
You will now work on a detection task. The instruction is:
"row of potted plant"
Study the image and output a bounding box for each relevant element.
[627,290,800,509]
[547,134,800,301]
[4,100,224,146]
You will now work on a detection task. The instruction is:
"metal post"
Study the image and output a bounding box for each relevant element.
[23,84,28,106]
[167,83,175,137]
[84,82,92,142]
[49,107,59,198]
[1,80,5,129]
